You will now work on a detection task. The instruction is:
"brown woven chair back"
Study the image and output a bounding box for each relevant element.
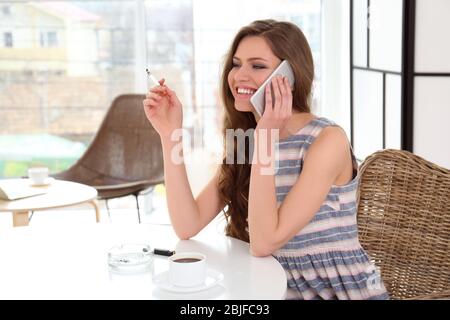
[53,94,164,199]
[357,149,450,299]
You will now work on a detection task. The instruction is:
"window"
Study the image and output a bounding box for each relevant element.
[40,31,59,47]
[0,0,321,179]
[3,32,12,47]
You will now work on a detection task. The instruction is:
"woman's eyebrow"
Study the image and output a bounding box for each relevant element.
[232,56,269,62]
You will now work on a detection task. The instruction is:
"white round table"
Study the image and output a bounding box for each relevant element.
[0,222,287,300]
[0,179,99,226]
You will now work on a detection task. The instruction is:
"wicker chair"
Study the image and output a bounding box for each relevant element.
[356,149,450,300]
[52,94,164,223]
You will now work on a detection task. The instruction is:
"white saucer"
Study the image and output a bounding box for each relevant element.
[29,177,55,186]
[153,268,224,293]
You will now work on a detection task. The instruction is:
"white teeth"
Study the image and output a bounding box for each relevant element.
[237,88,255,95]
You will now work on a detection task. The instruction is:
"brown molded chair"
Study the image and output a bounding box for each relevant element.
[356,149,450,300]
[52,94,164,223]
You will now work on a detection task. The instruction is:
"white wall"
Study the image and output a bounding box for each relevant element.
[414,77,450,168]
[369,0,403,72]
[415,0,450,73]
[321,0,350,137]
[413,0,450,169]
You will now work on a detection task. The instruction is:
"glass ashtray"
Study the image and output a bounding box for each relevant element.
[107,243,153,274]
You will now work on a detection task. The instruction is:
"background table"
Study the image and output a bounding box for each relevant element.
[0,179,99,226]
[0,221,287,299]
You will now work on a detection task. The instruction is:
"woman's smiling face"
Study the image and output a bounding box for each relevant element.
[227,36,281,113]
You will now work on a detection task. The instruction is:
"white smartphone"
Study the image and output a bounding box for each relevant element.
[250,60,295,116]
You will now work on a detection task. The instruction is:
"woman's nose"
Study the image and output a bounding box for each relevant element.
[234,66,250,81]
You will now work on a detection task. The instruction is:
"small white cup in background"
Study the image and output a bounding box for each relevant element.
[28,167,49,185]
[168,252,206,287]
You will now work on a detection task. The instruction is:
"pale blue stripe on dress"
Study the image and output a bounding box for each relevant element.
[340,202,357,211]
[314,117,334,127]
[277,134,313,145]
[276,186,340,202]
[311,207,355,223]
[287,224,358,243]
[290,279,390,300]
[275,167,302,176]
[276,186,339,203]
[276,185,295,194]
[282,225,359,250]
[289,273,377,293]
[278,141,312,150]
[277,249,370,269]
[276,159,303,172]
[329,179,359,194]
[277,159,303,167]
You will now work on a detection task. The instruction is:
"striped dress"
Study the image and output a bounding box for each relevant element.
[273,117,389,300]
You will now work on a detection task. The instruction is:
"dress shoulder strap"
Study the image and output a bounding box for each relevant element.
[306,117,337,142]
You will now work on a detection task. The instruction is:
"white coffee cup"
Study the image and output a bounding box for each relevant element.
[28,167,49,185]
[168,252,206,287]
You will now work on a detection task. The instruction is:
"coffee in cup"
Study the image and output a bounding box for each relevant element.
[168,252,206,287]
[173,258,201,263]
[28,167,49,185]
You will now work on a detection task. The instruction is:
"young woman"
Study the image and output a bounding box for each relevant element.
[143,19,389,300]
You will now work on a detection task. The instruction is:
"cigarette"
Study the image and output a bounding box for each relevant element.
[146,68,160,86]
[153,248,175,256]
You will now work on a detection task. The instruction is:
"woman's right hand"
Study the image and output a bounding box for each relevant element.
[143,79,183,139]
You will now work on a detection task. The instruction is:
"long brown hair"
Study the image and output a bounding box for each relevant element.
[218,19,315,242]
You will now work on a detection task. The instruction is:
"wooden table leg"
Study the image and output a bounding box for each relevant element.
[88,200,101,223]
[13,211,30,227]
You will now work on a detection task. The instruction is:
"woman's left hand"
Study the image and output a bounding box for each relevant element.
[256,75,293,131]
